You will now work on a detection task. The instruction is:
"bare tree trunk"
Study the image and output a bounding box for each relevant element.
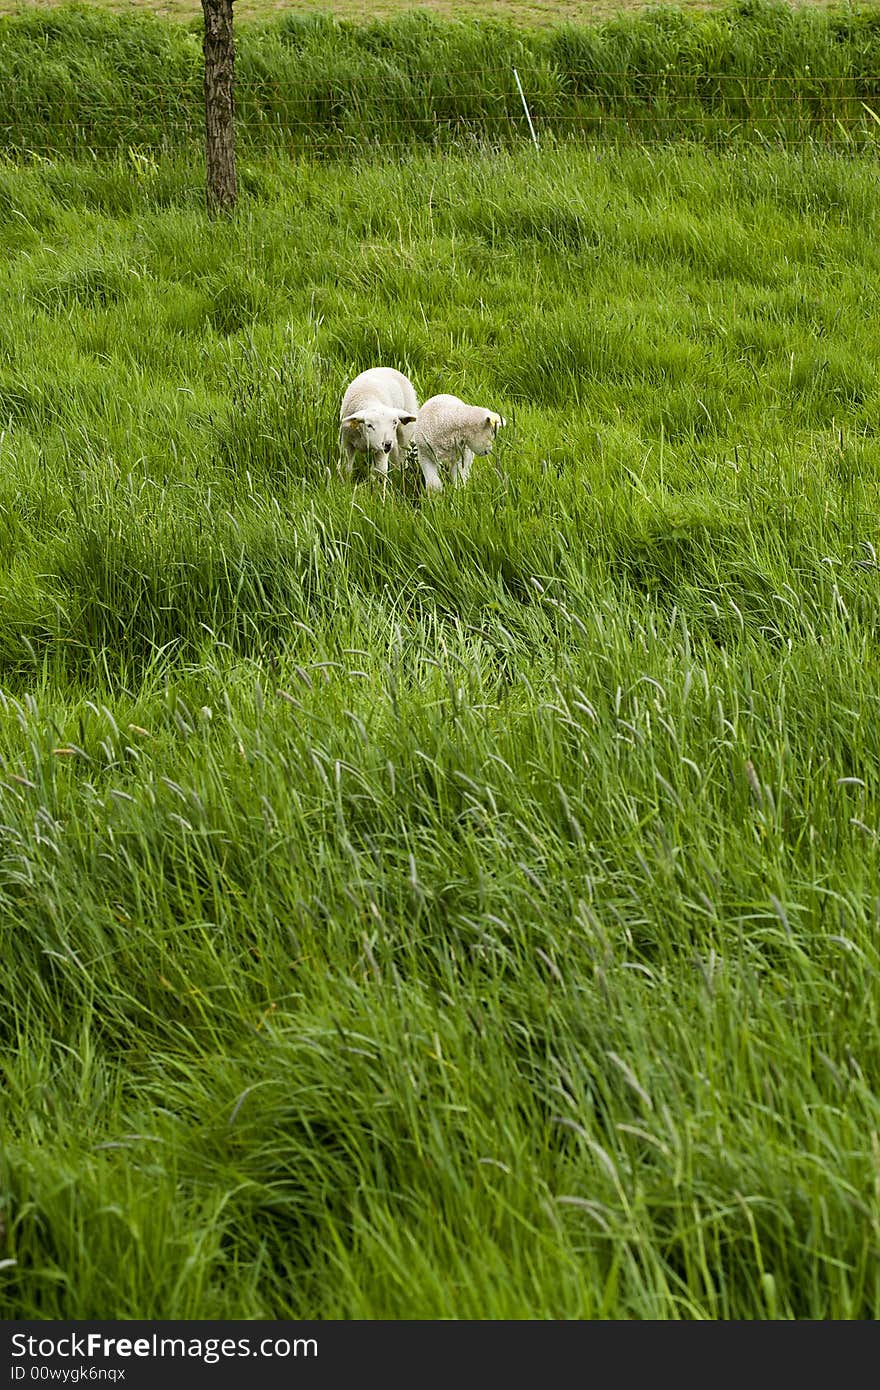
[202,0,237,214]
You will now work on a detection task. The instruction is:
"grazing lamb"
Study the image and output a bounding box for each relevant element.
[338,367,419,498]
[413,394,506,494]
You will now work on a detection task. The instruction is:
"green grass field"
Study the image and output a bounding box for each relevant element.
[2,2,879,155]
[1,2,880,1320]
[0,0,852,27]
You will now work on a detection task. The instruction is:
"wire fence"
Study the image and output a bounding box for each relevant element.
[2,73,880,159]
[2,1,879,156]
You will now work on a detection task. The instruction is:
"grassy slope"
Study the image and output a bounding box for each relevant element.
[0,0,852,26]
[2,3,880,156]
[0,134,878,1317]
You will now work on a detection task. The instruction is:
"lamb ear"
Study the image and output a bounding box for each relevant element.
[342,415,364,429]
[399,412,417,425]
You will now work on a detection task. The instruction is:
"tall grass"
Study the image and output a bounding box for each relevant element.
[0,134,879,1316]
[0,2,879,154]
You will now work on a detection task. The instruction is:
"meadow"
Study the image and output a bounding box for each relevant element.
[0,0,854,26]
[1,2,880,1320]
[1,2,879,154]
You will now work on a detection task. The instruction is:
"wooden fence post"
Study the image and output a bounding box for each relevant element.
[202,0,237,213]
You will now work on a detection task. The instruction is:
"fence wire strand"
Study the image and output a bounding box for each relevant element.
[1,66,879,156]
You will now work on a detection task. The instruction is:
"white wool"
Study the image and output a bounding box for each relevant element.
[339,367,419,426]
[413,393,506,492]
[338,367,419,496]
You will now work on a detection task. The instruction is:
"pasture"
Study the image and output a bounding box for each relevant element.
[1,2,880,1320]
[0,0,852,26]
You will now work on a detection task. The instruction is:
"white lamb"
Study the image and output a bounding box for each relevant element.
[413,394,506,493]
[338,367,419,499]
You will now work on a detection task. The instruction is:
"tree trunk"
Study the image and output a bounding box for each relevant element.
[202,0,237,214]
